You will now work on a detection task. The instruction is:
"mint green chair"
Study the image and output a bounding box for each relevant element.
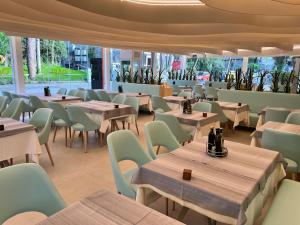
[178,91,192,98]
[75,90,87,101]
[56,88,67,95]
[67,89,78,96]
[86,90,100,101]
[112,94,126,104]
[67,106,101,153]
[1,98,24,121]
[193,102,212,112]
[29,95,48,111]
[48,102,73,147]
[11,93,34,121]
[119,97,140,134]
[265,108,290,123]
[172,85,180,96]
[107,130,159,205]
[206,87,218,100]
[9,93,19,99]
[29,108,55,166]
[0,163,65,224]
[285,112,300,125]
[262,128,300,173]
[144,121,180,159]
[155,112,193,144]
[152,96,171,112]
[96,90,111,102]
[1,91,12,104]
[209,101,229,124]
[193,85,205,99]
[262,179,300,225]
[0,96,8,114]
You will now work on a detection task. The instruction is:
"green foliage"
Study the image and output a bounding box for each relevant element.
[244,68,254,91]
[248,57,260,72]
[235,68,243,90]
[0,33,9,56]
[256,71,268,92]
[273,56,287,72]
[40,40,67,64]
[270,71,281,92]
[281,71,294,93]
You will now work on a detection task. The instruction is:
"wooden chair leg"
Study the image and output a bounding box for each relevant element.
[128,123,130,130]
[69,127,71,138]
[22,112,25,122]
[45,143,54,166]
[70,130,76,148]
[64,127,68,147]
[10,158,13,165]
[156,146,161,155]
[83,131,88,153]
[135,119,139,135]
[25,154,29,163]
[165,198,169,216]
[53,126,58,142]
[122,121,125,129]
[172,201,176,211]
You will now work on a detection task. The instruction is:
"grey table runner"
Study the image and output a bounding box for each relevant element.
[132,139,283,225]
[37,190,183,225]
[69,100,136,120]
[165,110,219,127]
[0,118,35,138]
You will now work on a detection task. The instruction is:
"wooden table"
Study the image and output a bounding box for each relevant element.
[217,101,250,127]
[38,189,184,225]
[256,107,300,128]
[69,101,136,133]
[163,96,197,110]
[251,121,300,147]
[0,118,41,163]
[165,110,220,138]
[133,138,285,225]
[18,93,83,105]
[122,92,153,111]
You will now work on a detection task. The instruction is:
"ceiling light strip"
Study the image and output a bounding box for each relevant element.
[123,0,204,5]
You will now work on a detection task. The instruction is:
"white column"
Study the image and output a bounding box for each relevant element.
[292,57,300,94]
[10,36,25,94]
[152,52,158,76]
[102,48,111,90]
[242,57,249,74]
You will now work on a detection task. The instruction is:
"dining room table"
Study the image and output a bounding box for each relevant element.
[216,101,250,128]
[250,121,300,147]
[132,138,285,225]
[68,100,136,133]
[37,189,184,225]
[256,107,300,128]
[164,110,220,139]
[0,118,41,163]
[121,92,153,111]
[18,93,83,105]
[163,96,197,110]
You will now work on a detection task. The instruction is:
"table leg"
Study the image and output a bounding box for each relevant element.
[177,206,189,221]
[136,187,145,205]
[250,137,258,147]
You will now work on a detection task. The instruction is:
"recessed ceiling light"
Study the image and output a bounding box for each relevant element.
[122,0,204,5]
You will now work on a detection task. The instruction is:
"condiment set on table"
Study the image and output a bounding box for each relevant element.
[207,127,228,157]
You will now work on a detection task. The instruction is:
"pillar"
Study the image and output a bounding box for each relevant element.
[242,57,249,74]
[102,47,111,90]
[10,36,25,94]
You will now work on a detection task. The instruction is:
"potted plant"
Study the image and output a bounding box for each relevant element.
[235,68,243,90]
[245,68,254,91]
[270,71,281,92]
[256,71,268,92]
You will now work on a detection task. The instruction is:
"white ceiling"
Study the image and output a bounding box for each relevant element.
[1,0,300,56]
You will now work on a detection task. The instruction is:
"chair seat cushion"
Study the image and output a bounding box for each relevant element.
[284,158,298,173]
[71,123,85,131]
[262,179,300,225]
[54,119,68,127]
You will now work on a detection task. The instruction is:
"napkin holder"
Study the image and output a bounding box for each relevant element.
[183,169,192,181]
[114,104,119,109]
[203,112,207,117]
[0,125,4,131]
[62,96,66,100]
[44,86,51,96]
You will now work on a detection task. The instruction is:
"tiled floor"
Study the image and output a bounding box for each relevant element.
[5,113,254,225]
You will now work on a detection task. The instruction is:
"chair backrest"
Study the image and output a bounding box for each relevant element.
[151,96,171,112]
[155,112,190,143]
[111,94,126,104]
[10,93,20,99]
[124,97,139,116]
[262,128,300,171]
[29,95,47,110]
[30,108,54,145]
[67,89,79,96]
[144,121,180,159]
[1,98,24,120]
[67,106,99,131]
[107,130,152,198]
[206,87,218,99]
[172,85,180,95]
[48,102,72,126]
[193,102,212,112]
[265,108,291,123]
[209,101,228,123]
[0,163,65,224]
[178,91,192,98]
[0,96,8,114]
[193,85,205,98]
[75,90,87,101]
[1,91,12,104]
[86,90,100,101]
[96,90,111,102]
[285,112,300,125]
[56,88,67,95]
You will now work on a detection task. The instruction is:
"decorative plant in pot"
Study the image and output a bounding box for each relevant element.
[270,71,281,92]
[171,70,176,80]
[224,72,234,90]
[168,71,172,80]
[256,71,268,92]
[133,70,139,83]
[144,68,150,84]
[115,70,121,82]
[157,68,164,85]
[282,71,295,93]
[125,68,132,83]
[150,69,157,85]
[139,68,144,84]
[244,68,254,91]
[235,68,243,90]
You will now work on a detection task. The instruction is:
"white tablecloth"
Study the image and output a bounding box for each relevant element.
[223,110,249,128]
[0,130,41,163]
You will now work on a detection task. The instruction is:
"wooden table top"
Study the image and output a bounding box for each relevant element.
[217,101,249,112]
[37,190,184,225]
[17,93,82,102]
[163,96,197,104]
[259,107,300,115]
[0,118,35,138]
[165,110,219,127]
[251,121,300,138]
